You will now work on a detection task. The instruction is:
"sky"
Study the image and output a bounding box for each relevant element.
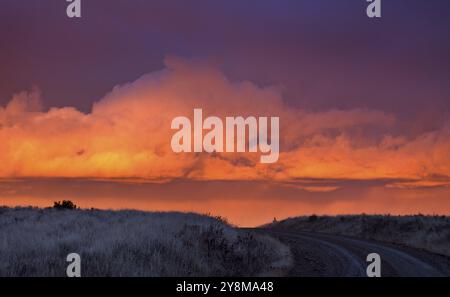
[1,0,450,226]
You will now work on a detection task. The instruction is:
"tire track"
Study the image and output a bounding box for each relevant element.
[258,229,450,277]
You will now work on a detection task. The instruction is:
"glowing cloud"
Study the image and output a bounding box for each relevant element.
[1,56,449,188]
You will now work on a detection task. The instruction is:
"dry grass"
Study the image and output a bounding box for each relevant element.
[269,214,450,256]
[0,207,291,276]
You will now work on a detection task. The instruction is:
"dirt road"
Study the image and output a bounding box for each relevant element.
[258,229,450,277]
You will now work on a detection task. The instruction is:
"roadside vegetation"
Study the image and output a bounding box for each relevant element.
[268,214,450,257]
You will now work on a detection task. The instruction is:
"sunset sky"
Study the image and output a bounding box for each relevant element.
[1,0,450,226]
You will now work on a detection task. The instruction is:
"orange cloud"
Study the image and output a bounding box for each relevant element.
[1,56,449,188]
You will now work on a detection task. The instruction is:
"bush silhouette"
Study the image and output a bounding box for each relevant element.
[53,200,77,210]
[308,214,318,222]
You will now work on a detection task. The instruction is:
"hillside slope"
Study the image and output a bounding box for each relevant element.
[0,207,291,276]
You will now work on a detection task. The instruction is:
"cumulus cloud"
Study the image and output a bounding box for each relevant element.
[0,56,449,188]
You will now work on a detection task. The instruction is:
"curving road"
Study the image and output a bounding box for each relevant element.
[258,229,450,277]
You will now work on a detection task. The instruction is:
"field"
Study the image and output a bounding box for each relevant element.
[268,214,450,257]
[0,207,291,277]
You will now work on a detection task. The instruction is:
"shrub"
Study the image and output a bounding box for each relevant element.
[308,214,318,222]
[53,200,77,210]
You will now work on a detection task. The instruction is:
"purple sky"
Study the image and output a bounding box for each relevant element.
[1,0,449,126]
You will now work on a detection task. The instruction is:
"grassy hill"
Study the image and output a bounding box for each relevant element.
[0,207,291,276]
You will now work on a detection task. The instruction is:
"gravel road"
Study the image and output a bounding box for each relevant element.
[257,229,450,277]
